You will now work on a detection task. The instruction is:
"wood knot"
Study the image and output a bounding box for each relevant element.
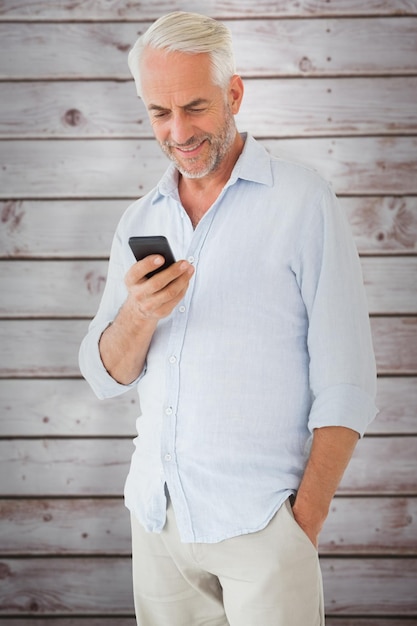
[299,56,313,72]
[1,200,24,231]
[0,562,12,580]
[63,108,83,127]
[85,271,106,295]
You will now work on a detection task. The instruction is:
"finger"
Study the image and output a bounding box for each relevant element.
[125,254,165,287]
[149,260,194,292]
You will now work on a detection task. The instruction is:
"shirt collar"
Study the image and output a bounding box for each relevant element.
[153,133,273,204]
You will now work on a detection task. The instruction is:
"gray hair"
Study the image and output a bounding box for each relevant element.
[128,11,236,97]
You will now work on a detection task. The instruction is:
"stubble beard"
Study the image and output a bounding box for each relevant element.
[159,106,237,179]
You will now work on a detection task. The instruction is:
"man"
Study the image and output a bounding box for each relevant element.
[79,11,377,626]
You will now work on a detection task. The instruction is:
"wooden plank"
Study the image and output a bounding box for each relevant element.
[321,496,417,555]
[3,621,412,626]
[0,439,131,496]
[1,137,416,199]
[238,76,417,137]
[1,257,416,318]
[0,260,110,318]
[0,317,415,377]
[0,620,136,626]
[370,377,417,435]
[342,196,417,255]
[0,138,164,199]
[321,558,417,616]
[0,199,126,259]
[1,377,414,438]
[361,257,417,315]
[0,379,138,437]
[0,615,135,626]
[1,0,416,20]
[326,620,417,626]
[0,498,131,555]
[0,620,410,626]
[372,317,417,375]
[2,77,417,139]
[0,557,415,616]
[338,437,417,496]
[0,319,89,378]
[0,437,415,497]
[1,619,410,626]
[0,557,134,615]
[2,19,417,80]
[261,137,417,196]
[1,197,416,259]
[1,496,416,556]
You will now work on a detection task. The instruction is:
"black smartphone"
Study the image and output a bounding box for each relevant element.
[128,235,176,278]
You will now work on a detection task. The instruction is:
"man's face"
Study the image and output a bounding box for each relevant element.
[140,48,238,179]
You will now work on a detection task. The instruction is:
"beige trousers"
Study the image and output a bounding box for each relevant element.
[131,497,325,626]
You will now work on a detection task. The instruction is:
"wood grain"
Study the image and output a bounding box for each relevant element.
[322,496,417,555]
[321,558,417,616]
[342,196,417,255]
[2,19,417,80]
[371,317,417,375]
[0,4,416,624]
[0,377,415,438]
[0,257,415,318]
[1,0,416,20]
[0,557,134,615]
[1,197,416,258]
[1,496,416,556]
[0,436,415,497]
[0,379,138,437]
[1,137,416,199]
[338,437,417,495]
[0,614,135,626]
[371,377,417,435]
[0,556,415,616]
[0,498,131,556]
[2,77,417,139]
[0,617,413,626]
[0,439,131,496]
[1,317,415,377]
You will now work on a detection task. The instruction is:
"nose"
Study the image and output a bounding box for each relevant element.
[170,111,194,146]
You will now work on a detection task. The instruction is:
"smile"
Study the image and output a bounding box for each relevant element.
[174,139,206,156]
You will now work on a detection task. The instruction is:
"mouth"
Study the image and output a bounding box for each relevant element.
[173,139,207,158]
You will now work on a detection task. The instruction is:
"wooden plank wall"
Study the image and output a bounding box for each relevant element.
[1,1,417,623]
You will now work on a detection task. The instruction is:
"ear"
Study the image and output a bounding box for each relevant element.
[228,75,244,115]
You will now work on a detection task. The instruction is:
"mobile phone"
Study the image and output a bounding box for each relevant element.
[128,235,176,278]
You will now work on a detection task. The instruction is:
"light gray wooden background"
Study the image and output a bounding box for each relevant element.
[1,1,417,624]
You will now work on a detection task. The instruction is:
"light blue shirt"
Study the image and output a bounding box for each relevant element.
[79,134,377,543]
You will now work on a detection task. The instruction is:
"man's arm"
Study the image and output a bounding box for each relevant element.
[99,255,194,385]
[292,425,359,548]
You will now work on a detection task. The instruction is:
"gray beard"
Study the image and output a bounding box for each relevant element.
[160,108,237,179]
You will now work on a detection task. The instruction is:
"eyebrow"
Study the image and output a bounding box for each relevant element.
[148,98,210,112]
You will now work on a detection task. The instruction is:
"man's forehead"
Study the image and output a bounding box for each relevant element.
[140,49,220,106]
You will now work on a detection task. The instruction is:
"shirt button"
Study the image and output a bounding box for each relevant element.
[188,256,195,264]
[164,454,172,462]
[169,355,177,364]
[179,305,186,313]
[165,407,173,416]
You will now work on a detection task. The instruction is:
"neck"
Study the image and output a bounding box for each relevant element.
[178,132,244,225]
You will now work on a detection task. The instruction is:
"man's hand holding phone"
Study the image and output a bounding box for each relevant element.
[125,254,194,322]
[98,236,193,385]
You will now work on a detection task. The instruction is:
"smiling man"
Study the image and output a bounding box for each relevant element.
[79,12,378,626]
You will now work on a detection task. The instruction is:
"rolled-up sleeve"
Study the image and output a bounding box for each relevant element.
[296,184,378,436]
[78,229,143,399]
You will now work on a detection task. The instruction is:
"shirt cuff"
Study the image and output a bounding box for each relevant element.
[79,322,143,399]
[308,383,378,437]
